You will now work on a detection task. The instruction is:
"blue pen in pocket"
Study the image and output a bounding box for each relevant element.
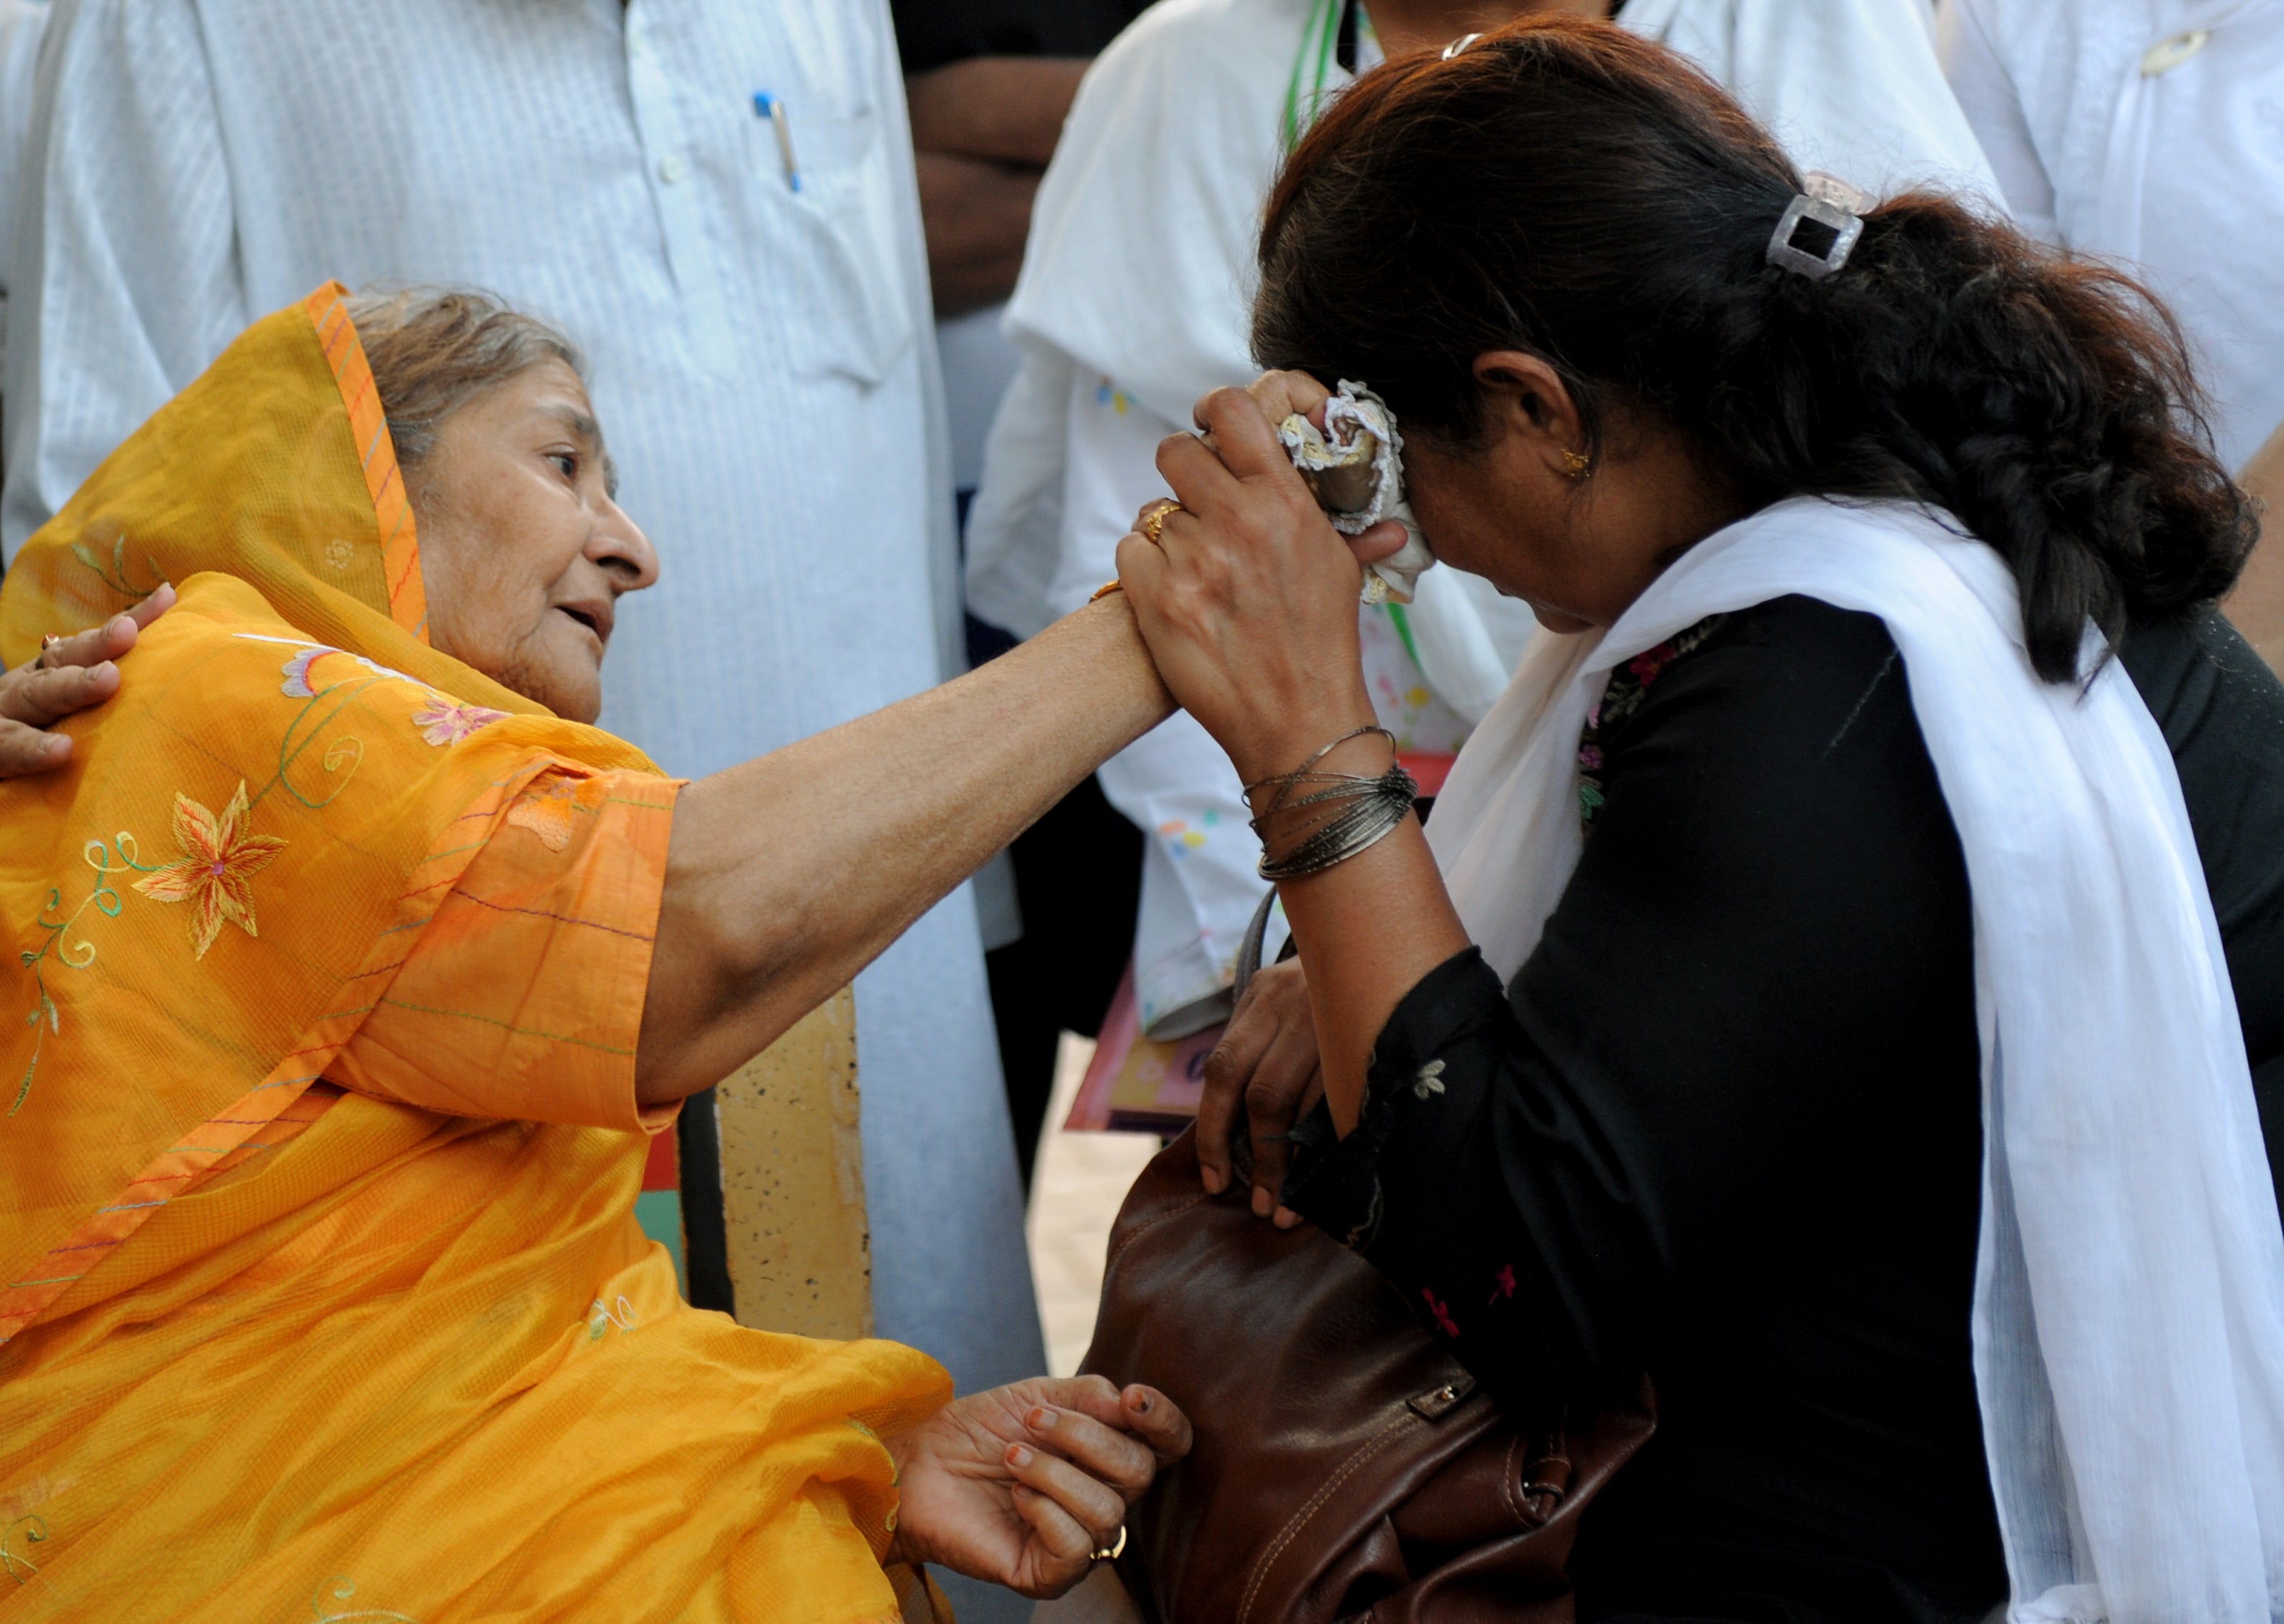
[752,93,801,193]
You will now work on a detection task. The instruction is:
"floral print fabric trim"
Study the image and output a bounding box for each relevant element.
[1578,613,1728,830]
[237,634,509,750]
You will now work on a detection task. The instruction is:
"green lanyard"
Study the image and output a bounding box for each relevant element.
[1279,0,1351,150]
[1276,1,1428,672]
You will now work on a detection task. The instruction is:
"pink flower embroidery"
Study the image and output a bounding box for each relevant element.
[279,646,334,698]
[132,781,287,958]
[1423,1288,1461,1339]
[412,697,508,747]
[1487,1263,1517,1305]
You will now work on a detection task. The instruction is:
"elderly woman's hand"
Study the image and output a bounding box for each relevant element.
[1198,957,1324,1226]
[885,1374,1191,1598]
[0,585,175,778]
[1116,382,1404,786]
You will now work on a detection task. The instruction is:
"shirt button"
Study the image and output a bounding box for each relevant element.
[659,155,686,185]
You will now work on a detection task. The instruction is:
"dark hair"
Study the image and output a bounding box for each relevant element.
[1254,19,2254,682]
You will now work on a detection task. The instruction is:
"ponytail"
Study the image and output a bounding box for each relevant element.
[1254,18,2254,682]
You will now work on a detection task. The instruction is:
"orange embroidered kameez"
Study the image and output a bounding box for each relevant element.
[0,288,948,1623]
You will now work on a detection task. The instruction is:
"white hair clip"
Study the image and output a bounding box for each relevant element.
[1441,32,1482,59]
[1766,171,1871,281]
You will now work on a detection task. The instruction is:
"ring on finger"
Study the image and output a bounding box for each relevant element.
[1140,501,1183,546]
[1089,1525,1127,1564]
[35,634,63,670]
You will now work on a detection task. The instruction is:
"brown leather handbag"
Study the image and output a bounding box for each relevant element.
[1081,1128,1654,1623]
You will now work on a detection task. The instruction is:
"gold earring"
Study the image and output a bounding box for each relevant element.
[1562,449,1592,480]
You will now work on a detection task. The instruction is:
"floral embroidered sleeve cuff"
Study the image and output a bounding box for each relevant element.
[1280,945,1651,1400]
[1281,946,1509,1246]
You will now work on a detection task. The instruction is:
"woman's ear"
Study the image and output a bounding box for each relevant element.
[1471,350,1587,477]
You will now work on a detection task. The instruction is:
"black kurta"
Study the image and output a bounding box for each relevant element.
[1283,595,2284,1623]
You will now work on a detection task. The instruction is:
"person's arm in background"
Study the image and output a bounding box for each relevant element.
[904,56,1087,315]
[3,0,250,556]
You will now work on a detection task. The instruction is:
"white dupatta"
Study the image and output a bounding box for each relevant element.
[1425,495,2284,1621]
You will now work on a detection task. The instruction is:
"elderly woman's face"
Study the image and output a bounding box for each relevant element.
[413,359,659,723]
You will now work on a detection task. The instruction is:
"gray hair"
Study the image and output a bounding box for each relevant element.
[344,288,587,477]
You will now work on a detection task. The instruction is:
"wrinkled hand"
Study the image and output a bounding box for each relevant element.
[0,585,175,778]
[1116,376,1407,784]
[886,1374,1192,1599]
[1200,957,1323,1227]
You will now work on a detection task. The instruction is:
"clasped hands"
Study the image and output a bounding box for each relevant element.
[1114,372,1395,1223]
[1114,371,1411,788]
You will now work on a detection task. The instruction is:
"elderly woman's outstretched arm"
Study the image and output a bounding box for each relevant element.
[635,592,1170,1104]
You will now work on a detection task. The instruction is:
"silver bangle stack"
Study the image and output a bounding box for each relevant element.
[1245,725,1419,881]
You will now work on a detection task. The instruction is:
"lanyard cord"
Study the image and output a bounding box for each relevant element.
[1279,0,1357,150]
[1275,0,1425,667]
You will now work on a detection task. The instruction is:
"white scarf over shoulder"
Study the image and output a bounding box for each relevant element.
[1426,497,2284,1623]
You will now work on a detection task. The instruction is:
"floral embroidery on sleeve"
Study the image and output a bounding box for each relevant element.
[411,697,508,746]
[1578,613,1729,831]
[1423,1288,1462,1339]
[131,781,286,958]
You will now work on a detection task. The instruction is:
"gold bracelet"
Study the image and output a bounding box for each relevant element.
[1090,579,1124,602]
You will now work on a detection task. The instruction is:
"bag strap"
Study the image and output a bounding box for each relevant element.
[1234,885,1280,1005]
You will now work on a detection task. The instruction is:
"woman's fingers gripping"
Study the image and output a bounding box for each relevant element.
[0,718,75,777]
[2,582,175,731]
[121,582,177,630]
[1198,980,1282,1195]
[1201,959,1323,1215]
[1022,1405,1155,1500]
[1002,1435,1127,1548]
[1241,369,1334,435]
[1245,1019,1322,1221]
[0,658,122,733]
[1114,1382,1193,1466]
[1039,1374,1193,1470]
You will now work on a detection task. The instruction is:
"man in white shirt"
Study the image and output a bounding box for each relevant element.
[6,18,1044,1607]
[1940,0,2284,669]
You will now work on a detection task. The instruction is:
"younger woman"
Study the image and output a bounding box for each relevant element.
[1123,19,2284,1622]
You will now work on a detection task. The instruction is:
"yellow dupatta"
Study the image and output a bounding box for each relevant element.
[0,288,948,1623]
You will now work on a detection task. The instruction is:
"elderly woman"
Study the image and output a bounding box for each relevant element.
[1114,19,2284,1624]
[0,285,1191,1621]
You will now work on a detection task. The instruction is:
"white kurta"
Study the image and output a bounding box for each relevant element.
[1940,0,2284,472]
[966,0,2002,1038]
[6,0,1044,1418]
[0,0,47,382]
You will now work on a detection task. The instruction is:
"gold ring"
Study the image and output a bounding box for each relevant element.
[1140,501,1183,545]
[1088,1525,1127,1564]
[35,634,63,670]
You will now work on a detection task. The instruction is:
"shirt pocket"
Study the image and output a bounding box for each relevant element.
[748,98,917,387]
